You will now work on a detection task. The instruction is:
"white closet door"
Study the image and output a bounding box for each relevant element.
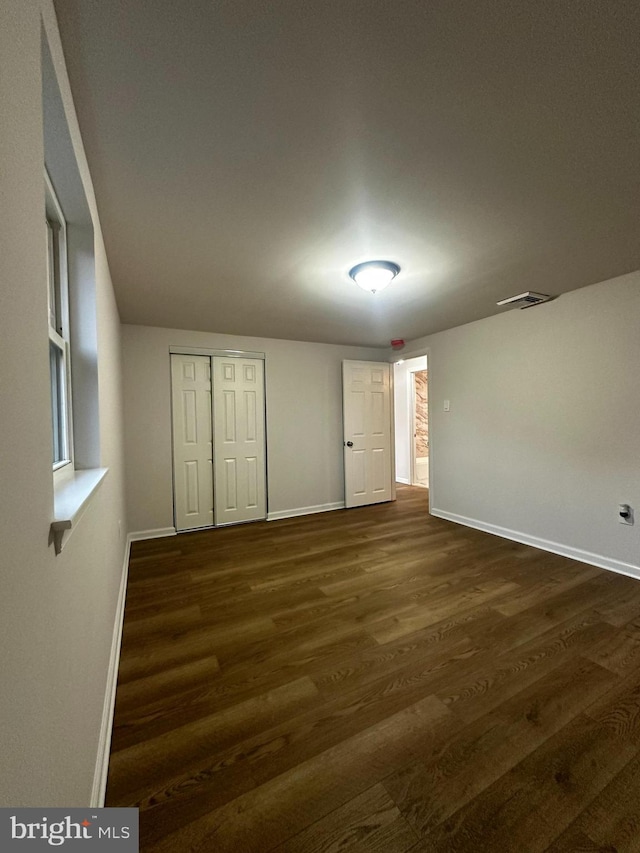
[171,354,214,531]
[213,356,266,525]
[343,360,393,508]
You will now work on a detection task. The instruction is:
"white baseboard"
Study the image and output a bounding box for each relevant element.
[431,508,640,581]
[267,501,345,522]
[396,477,410,485]
[90,533,131,807]
[129,527,176,542]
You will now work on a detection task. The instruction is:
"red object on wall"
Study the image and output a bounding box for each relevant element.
[390,339,405,349]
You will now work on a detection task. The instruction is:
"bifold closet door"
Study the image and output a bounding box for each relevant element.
[213,356,266,525]
[171,354,214,531]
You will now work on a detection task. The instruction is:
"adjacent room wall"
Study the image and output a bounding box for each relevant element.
[0,1,127,806]
[393,356,427,484]
[401,271,640,574]
[123,325,383,533]
[414,371,429,457]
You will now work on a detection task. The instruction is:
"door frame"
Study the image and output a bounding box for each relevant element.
[169,345,265,360]
[410,369,418,487]
[391,347,432,500]
[169,346,268,531]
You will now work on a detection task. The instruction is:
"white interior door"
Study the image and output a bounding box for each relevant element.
[213,356,266,525]
[343,360,393,508]
[171,354,214,531]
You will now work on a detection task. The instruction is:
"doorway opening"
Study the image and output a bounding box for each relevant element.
[393,355,428,490]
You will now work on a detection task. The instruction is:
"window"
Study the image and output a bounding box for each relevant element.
[46,171,72,472]
[43,35,106,555]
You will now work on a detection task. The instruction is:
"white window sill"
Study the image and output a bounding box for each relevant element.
[51,467,109,555]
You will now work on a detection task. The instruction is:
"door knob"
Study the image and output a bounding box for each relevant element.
[345,441,354,447]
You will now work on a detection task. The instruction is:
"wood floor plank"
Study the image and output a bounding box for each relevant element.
[593,579,640,627]
[113,654,220,714]
[491,563,600,617]
[414,713,638,852]
[249,543,392,591]
[108,676,319,803]
[142,694,450,852]
[320,553,498,601]
[111,622,377,751]
[464,572,622,656]
[383,656,618,836]
[121,604,202,641]
[543,829,610,852]
[116,614,276,684]
[545,752,640,852]
[583,621,640,676]
[369,577,521,644]
[436,611,617,723]
[311,605,499,697]
[272,783,418,853]
[107,486,640,852]
[130,697,446,847]
[583,663,640,738]
[125,654,464,838]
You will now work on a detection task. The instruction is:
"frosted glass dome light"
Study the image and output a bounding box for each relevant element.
[349,260,401,294]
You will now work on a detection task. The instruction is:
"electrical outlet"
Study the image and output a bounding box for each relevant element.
[619,504,634,525]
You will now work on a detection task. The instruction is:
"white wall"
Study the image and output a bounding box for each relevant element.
[0,1,127,806]
[393,356,427,483]
[402,271,640,573]
[123,325,383,533]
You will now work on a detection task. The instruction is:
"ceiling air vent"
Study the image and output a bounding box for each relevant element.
[496,291,552,309]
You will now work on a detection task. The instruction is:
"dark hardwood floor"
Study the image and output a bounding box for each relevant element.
[106,486,640,852]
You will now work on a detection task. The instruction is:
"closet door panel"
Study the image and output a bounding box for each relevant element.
[171,354,214,531]
[213,357,266,524]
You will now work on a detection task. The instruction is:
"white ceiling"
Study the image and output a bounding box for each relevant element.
[53,0,640,347]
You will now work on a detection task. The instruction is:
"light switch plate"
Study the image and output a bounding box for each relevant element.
[444,399,450,412]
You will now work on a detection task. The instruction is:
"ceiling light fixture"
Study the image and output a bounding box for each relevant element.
[349,260,400,294]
